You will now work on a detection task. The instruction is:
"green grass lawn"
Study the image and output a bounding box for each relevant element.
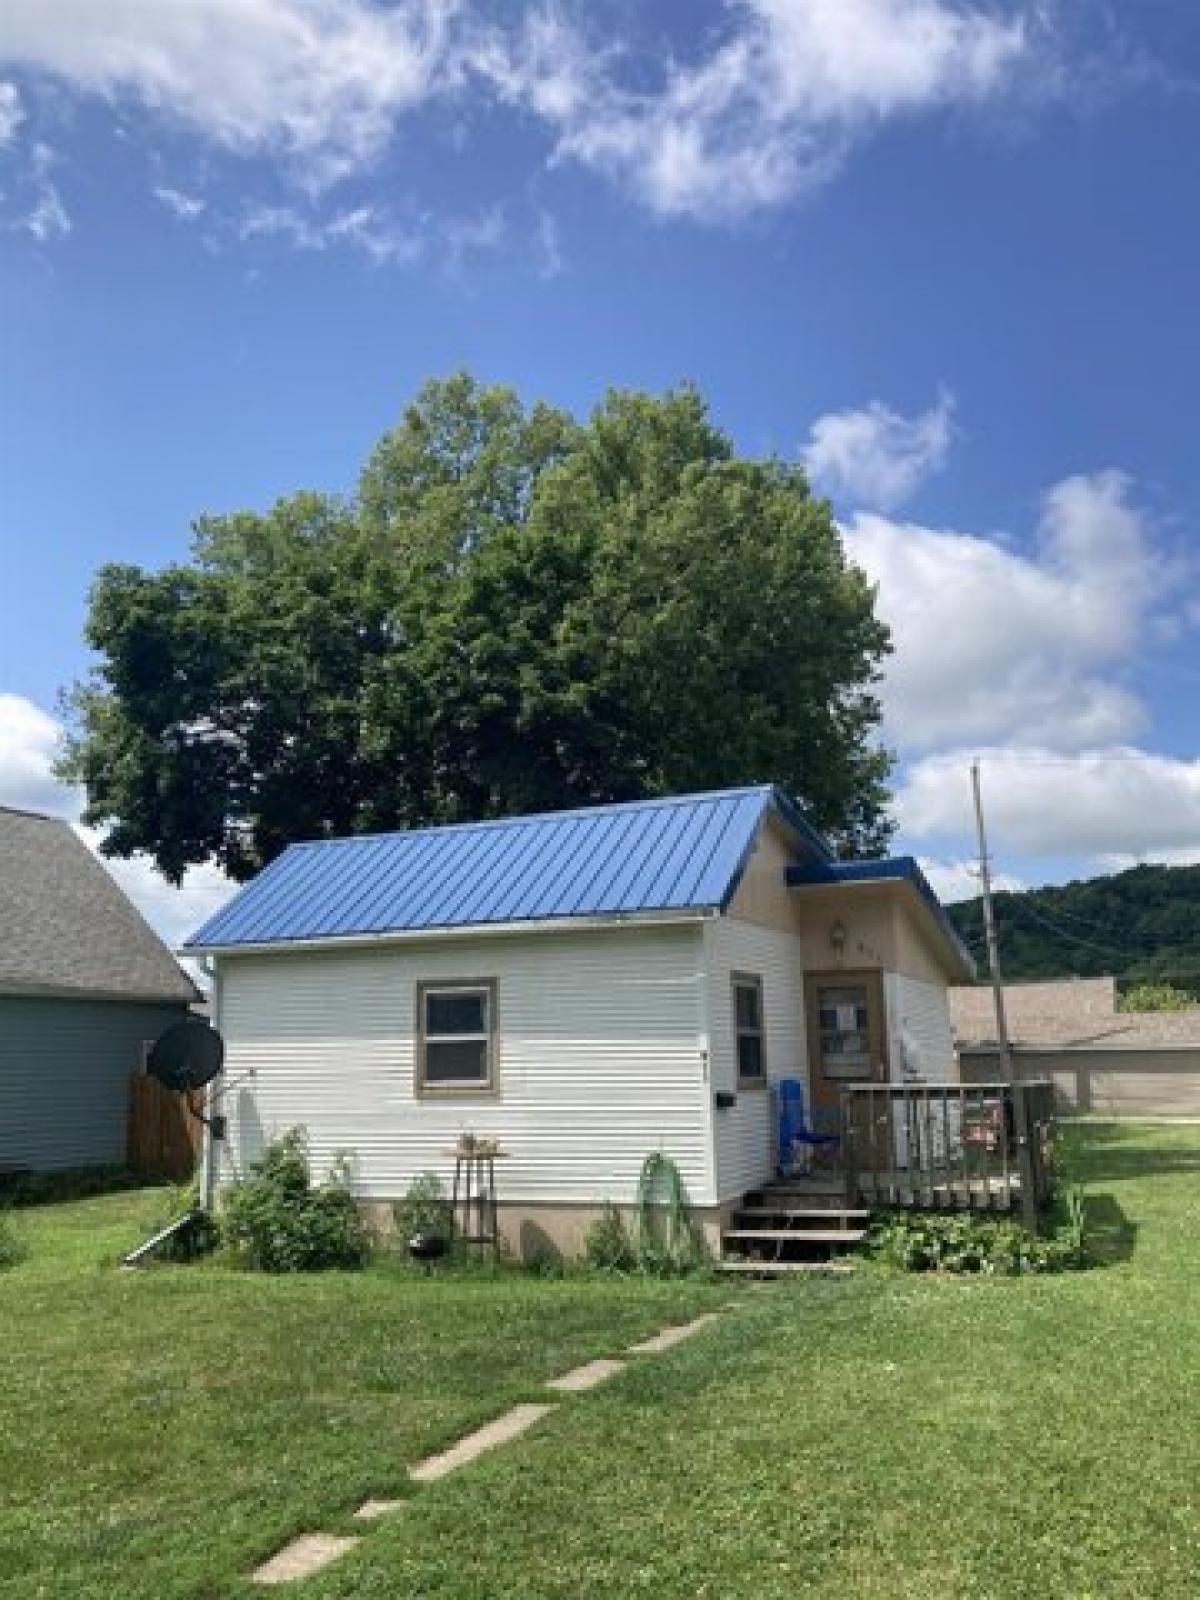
[0,1187,723,1600]
[4,1123,1200,1599]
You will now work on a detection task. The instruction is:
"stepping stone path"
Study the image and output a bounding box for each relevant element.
[252,1533,362,1585]
[409,1402,557,1483]
[626,1313,720,1354]
[246,1304,740,1582]
[547,1357,626,1393]
[353,1498,406,1521]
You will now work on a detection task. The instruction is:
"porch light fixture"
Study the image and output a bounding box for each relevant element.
[829,919,847,956]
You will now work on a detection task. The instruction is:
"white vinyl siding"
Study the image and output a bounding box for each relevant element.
[885,973,956,1083]
[704,917,808,1203]
[214,922,714,1206]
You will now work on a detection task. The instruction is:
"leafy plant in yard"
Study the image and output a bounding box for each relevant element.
[869,1208,1088,1275]
[1062,1184,1088,1261]
[584,1203,638,1273]
[220,1128,371,1272]
[393,1172,454,1246]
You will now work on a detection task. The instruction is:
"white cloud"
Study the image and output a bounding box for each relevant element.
[96,845,232,954]
[239,201,419,263]
[478,0,1029,221]
[0,693,70,815]
[238,197,509,271]
[535,207,563,279]
[153,183,206,220]
[0,692,233,948]
[11,141,71,240]
[0,78,23,143]
[845,470,1163,750]
[0,1,1040,220]
[0,0,453,188]
[918,855,1024,905]
[441,204,505,277]
[898,747,1200,862]
[804,388,955,508]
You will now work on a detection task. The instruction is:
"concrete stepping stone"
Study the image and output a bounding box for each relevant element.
[627,1313,720,1355]
[353,1498,406,1521]
[252,1533,361,1585]
[409,1402,556,1483]
[547,1357,626,1393]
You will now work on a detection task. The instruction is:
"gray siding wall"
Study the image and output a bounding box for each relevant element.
[960,1045,1200,1118]
[0,996,187,1171]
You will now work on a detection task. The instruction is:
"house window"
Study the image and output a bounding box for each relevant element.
[417,981,496,1093]
[733,974,766,1086]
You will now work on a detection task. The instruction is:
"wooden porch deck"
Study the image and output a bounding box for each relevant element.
[718,1080,1058,1276]
[838,1079,1057,1226]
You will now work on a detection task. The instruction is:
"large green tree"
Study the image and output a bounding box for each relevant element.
[61,375,893,882]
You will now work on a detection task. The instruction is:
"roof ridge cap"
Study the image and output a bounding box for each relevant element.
[283,785,774,854]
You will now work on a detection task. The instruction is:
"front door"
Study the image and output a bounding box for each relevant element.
[804,970,888,1124]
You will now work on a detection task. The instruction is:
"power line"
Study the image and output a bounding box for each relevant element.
[1003,896,1143,963]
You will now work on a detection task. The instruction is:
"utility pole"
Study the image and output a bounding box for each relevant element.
[970,758,1013,1083]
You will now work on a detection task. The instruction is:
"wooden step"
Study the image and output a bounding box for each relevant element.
[718,1259,856,1276]
[722,1227,867,1245]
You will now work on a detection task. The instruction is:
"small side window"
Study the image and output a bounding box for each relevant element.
[733,974,766,1086]
[417,981,497,1094]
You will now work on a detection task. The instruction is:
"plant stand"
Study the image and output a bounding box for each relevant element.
[447,1142,507,1258]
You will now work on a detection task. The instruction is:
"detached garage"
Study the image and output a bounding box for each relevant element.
[0,806,198,1173]
[952,977,1200,1118]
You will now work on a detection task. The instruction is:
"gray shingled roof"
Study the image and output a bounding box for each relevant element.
[0,807,198,1004]
[950,976,1200,1049]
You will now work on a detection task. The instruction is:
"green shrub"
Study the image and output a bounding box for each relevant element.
[584,1203,637,1273]
[1118,980,1196,1013]
[868,1208,1088,1275]
[393,1173,454,1246]
[0,1213,28,1271]
[220,1129,371,1273]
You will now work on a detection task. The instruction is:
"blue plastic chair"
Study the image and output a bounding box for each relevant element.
[776,1077,840,1177]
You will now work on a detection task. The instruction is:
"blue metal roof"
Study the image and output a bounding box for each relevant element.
[187,786,828,951]
[785,855,976,978]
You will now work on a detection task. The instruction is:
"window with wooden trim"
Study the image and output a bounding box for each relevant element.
[417,981,496,1093]
[732,973,766,1085]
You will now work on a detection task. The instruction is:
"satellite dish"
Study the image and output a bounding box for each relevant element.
[146,1018,224,1093]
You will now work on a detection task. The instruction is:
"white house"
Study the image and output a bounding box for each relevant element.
[184,787,973,1258]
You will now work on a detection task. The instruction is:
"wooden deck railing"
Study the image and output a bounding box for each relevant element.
[839,1080,1056,1228]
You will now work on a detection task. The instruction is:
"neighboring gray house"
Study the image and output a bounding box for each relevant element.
[0,806,198,1173]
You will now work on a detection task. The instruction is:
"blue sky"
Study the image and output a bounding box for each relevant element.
[1,0,1199,944]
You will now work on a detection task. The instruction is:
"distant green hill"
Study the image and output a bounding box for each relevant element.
[945,861,1200,995]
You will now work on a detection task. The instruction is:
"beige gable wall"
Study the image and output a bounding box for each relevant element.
[726,819,961,994]
[724,812,804,934]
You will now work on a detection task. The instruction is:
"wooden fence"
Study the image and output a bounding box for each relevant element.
[127,1073,201,1180]
[840,1080,1057,1228]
